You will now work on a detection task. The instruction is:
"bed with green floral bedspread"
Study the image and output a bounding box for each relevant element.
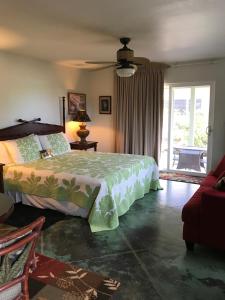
[4,151,161,232]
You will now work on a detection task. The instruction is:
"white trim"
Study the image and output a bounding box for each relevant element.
[207,81,215,171]
[170,58,225,68]
[167,86,173,170]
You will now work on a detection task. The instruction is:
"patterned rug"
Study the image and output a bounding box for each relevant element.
[29,253,120,299]
[160,172,204,184]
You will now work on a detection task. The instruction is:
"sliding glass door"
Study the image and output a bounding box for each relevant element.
[160,83,214,175]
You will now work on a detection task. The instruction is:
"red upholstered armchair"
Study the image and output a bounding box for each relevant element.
[182,154,225,251]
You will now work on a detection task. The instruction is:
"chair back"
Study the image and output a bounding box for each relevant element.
[213,154,225,177]
[0,216,45,300]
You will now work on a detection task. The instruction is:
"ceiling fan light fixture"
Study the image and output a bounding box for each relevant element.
[86,37,141,75]
[116,64,137,77]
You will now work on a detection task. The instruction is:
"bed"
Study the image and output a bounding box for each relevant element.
[0,119,161,232]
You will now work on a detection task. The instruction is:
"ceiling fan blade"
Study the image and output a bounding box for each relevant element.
[132,57,150,66]
[122,60,142,66]
[86,61,116,64]
[133,62,142,66]
[90,64,115,71]
[131,59,142,66]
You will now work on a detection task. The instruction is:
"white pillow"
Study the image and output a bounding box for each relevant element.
[38,132,71,156]
[0,142,12,165]
[3,134,42,164]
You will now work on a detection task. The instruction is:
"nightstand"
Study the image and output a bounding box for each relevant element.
[70,141,98,151]
[0,163,5,193]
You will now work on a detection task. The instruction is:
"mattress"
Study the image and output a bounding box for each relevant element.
[4,150,161,232]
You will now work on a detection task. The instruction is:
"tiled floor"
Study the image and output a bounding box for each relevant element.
[36,180,225,300]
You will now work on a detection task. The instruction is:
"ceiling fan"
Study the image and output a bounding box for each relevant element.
[86,37,141,77]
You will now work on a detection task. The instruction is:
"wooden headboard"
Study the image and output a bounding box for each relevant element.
[0,97,66,192]
[0,97,66,141]
[0,122,65,141]
[0,121,65,193]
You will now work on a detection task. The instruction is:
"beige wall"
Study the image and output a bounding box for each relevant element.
[0,50,116,151]
[0,50,89,141]
[87,61,225,166]
[165,60,225,168]
[87,68,115,152]
[3,49,223,167]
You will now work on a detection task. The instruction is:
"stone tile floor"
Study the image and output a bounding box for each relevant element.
[36,180,225,300]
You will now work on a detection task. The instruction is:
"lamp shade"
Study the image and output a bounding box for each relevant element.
[116,64,137,78]
[73,110,91,122]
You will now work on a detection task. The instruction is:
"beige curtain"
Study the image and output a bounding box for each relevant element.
[115,59,167,163]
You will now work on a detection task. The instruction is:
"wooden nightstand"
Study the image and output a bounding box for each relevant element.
[0,163,5,193]
[70,141,98,151]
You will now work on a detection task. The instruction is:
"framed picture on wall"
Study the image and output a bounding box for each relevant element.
[68,92,86,115]
[99,96,111,114]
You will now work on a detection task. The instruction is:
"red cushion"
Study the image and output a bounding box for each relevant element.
[213,155,225,177]
[201,175,217,187]
[182,186,210,225]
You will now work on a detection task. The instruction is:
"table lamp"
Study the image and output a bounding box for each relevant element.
[73,110,91,144]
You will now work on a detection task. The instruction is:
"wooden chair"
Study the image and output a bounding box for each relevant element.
[0,216,45,300]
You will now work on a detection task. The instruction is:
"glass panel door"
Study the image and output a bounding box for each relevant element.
[160,84,211,175]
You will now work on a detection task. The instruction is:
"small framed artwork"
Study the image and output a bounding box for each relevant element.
[99,96,112,114]
[68,92,86,115]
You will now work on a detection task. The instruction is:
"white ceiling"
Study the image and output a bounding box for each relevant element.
[0,0,225,68]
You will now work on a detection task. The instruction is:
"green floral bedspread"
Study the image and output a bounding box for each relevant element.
[4,151,161,232]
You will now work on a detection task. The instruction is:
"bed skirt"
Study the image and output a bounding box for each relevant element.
[6,191,89,218]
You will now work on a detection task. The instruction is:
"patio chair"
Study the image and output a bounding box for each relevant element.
[0,216,45,300]
[177,149,202,171]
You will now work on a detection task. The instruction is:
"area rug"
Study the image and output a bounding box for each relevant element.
[6,203,73,230]
[160,172,204,184]
[29,253,120,299]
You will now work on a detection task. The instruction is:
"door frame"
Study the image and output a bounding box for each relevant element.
[164,81,215,175]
